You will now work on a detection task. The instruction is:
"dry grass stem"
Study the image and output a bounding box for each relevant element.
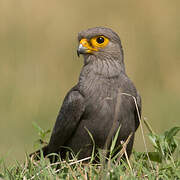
[77,166,88,180]
[66,162,78,180]
[120,140,132,173]
[29,156,91,179]
[117,133,133,161]
[121,92,153,169]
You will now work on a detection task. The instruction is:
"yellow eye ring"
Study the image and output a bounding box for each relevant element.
[90,36,109,49]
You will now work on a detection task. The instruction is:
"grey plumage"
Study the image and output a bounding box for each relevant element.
[31,27,141,161]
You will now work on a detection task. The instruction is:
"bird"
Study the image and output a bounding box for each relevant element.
[30,27,141,162]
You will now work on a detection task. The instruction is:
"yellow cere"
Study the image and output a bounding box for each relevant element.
[79,38,97,53]
[80,36,109,53]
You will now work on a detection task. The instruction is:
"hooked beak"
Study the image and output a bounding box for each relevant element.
[77,43,88,57]
[77,38,97,57]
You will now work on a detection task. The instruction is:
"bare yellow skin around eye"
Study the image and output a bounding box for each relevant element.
[79,36,109,53]
[90,36,109,49]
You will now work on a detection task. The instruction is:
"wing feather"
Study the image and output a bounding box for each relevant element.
[47,88,85,153]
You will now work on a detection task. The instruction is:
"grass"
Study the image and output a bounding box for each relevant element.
[1,0,180,167]
[0,121,179,180]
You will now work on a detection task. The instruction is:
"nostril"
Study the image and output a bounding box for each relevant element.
[80,39,89,47]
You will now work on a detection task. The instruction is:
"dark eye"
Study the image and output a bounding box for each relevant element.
[96,37,104,44]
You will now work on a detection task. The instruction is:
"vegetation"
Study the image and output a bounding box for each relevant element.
[0,1,180,179]
[1,0,180,165]
[0,122,179,179]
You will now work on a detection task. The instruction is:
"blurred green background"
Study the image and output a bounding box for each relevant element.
[0,0,180,164]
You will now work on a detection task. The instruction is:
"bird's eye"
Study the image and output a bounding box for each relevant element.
[90,35,109,49]
[96,37,104,44]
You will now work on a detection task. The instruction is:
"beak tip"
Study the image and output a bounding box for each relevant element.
[77,43,87,57]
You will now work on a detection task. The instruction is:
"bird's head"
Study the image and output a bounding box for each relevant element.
[77,27,124,67]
